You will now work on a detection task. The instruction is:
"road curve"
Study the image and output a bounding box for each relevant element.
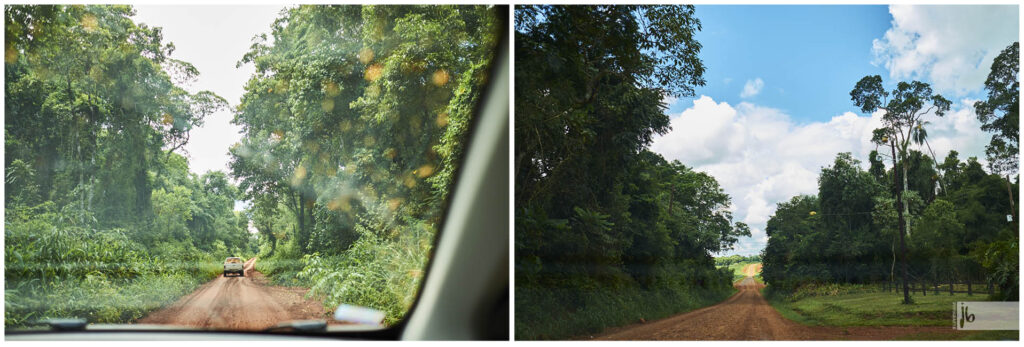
[138,257,336,330]
[595,276,968,340]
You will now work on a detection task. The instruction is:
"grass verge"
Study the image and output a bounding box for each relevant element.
[516,283,736,340]
[764,283,1005,327]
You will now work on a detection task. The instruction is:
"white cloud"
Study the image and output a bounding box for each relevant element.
[652,96,989,256]
[872,5,1019,95]
[740,78,764,98]
[134,6,282,177]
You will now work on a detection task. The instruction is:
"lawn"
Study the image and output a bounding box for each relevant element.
[766,285,1004,327]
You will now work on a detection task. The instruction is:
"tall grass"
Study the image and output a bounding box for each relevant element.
[4,205,224,328]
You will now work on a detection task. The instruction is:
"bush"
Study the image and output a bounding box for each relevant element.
[297,226,431,325]
[4,205,225,328]
[514,263,735,340]
[251,222,434,326]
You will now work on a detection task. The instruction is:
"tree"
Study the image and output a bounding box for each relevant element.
[974,41,1019,223]
[912,199,964,294]
[761,195,820,291]
[232,6,498,255]
[817,153,884,283]
[515,5,705,212]
[851,75,950,304]
[5,5,226,226]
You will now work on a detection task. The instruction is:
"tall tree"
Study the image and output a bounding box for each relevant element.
[851,75,950,304]
[231,5,499,254]
[974,41,1019,223]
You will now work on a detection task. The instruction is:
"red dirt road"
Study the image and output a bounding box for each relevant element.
[138,258,337,330]
[595,276,970,340]
[742,263,762,277]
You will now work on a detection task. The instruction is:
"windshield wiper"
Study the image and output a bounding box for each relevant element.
[262,320,327,333]
[34,318,88,331]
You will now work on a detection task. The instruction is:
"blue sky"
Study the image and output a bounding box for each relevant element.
[651,5,1019,256]
[675,5,892,121]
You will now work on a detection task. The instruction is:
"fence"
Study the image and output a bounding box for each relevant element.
[882,279,994,297]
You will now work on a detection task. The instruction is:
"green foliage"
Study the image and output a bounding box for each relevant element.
[765,70,1018,304]
[5,5,253,328]
[232,4,500,325]
[9,4,483,328]
[297,224,432,325]
[514,5,747,339]
[4,203,224,327]
[763,150,1016,299]
[714,254,762,266]
[516,263,734,340]
[974,41,1019,176]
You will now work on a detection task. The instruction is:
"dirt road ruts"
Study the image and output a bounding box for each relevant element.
[138,257,338,330]
[594,276,970,340]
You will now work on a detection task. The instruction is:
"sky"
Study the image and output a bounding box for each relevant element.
[132,5,284,177]
[651,5,1020,256]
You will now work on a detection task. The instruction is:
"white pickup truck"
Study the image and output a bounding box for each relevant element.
[223,257,244,277]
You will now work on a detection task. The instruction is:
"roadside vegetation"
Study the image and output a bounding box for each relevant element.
[5,4,498,329]
[514,6,749,340]
[765,283,971,326]
[5,5,255,328]
[233,5,500,326]
[764,284,1017,340]
[761,42,1019,328]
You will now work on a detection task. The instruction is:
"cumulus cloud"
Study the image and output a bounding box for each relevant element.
[872,5,1019,95]
[650,96,989,256]
[740,78,764,98]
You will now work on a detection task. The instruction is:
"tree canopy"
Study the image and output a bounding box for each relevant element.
[514,5,748,339]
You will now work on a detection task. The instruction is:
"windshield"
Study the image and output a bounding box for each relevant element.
[5,4,500,332]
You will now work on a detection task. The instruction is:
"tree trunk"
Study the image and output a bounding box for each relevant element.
[297,194,306,252]
[904,164,911,237]
[949,274,954,296]
[892,142,911,304]
[1005,175,1017,225]
[968,280,973,296]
